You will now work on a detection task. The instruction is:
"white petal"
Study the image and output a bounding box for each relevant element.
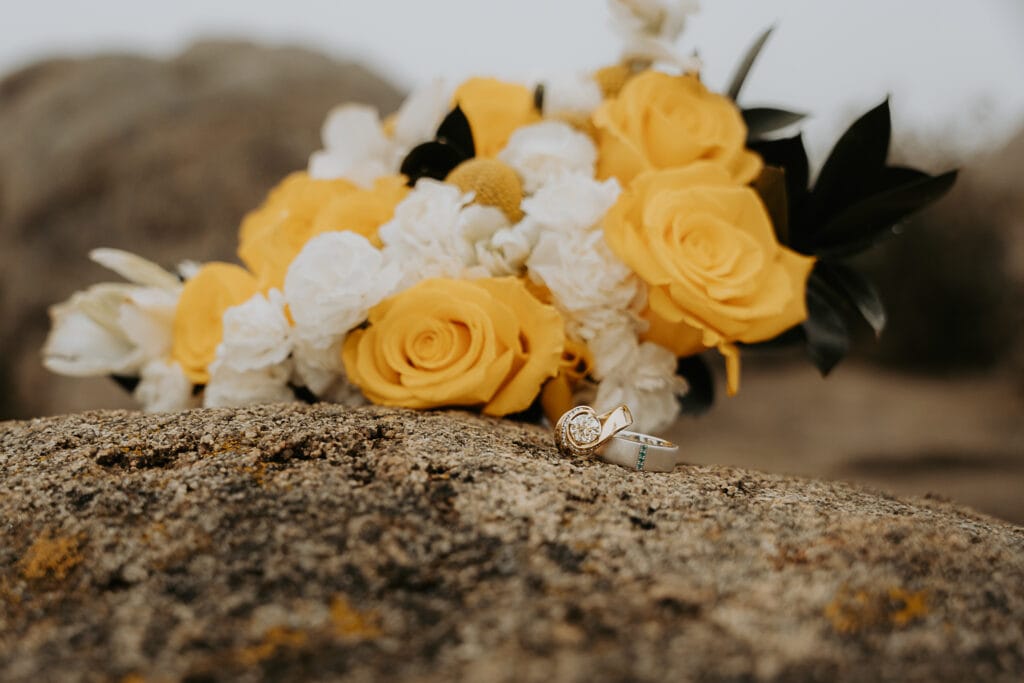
[43,298,140,377]
[285,232,401,349]
[499,122,597,194]
[203,361,294,408]
[216,290,293,371]
[134,359,196,413]
[89,248,182,290]
[392,78,452,150]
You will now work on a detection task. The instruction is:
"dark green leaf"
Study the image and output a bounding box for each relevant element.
[435,105,475,159]
[808,99,891,224]
[399,141,466,186]
[803,278,850,376]
[727,26,774,101]
[814,261,886,338]
[752,165,790,245]
[533,83,545,113]
[744,107,806,141]
[749,134,809,206]
[110,374,139,394]
[676,356,715,415]
[810,170,958,257]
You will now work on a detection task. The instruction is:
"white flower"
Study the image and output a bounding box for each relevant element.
[609,0,702,69]
[203,361,294,408]
[521,174,620,234]
[308,104,399,187]
[498,122,597,194]
[391,78,452,151]
[43,250,181,377]
[474,219,540,277]
[291,338,367,405]
[284,231,402,349]
[90,248,181,290]
[134,359,195,413]
[43,285,141,376]
[527,229,643,340]
[216,289,293,372]
[593,336,685,433]
[379,180,511,285]
[538,72,603,119]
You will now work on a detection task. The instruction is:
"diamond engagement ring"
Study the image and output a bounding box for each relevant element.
[554,404,681,472]
[554,404,634,457]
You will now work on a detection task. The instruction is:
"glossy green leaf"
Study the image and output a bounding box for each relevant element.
[727,26,774,101]
[810,170,958,257]
[743,107,807,141]
[814,261,886,338]
[808,99,891,225]
[802,278,850,376]
[753,165,790,246]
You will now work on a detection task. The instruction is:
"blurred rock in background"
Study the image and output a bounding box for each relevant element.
[0,41,402,419]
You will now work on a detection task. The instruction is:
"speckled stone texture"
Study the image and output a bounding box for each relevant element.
[1,405,1022,682]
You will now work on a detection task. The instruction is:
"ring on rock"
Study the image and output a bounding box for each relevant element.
[599,431,680,472]
[554,404,633,457]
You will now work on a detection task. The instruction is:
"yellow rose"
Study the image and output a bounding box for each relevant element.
[540,338,594,425]
[343,277,564,416]
[603,162,815,394]
[172,262,258,384]
[238,172,407,290]
[453,78,541,158]
[592,71,762,187]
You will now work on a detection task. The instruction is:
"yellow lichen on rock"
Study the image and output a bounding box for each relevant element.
[21,530,84,581]
[331,596,382,640]
[446,158,525,222]
[825,586,929,634]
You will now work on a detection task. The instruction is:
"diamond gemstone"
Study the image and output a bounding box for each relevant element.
[567,413,601,444]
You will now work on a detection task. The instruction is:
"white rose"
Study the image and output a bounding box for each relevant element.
[537,72,603,119]
[285,231,402,349]
[498,122,597,194]
[308,104,399,187]
[134,359,196,413]
[203,361,294,408]
[594,338,685,433]
[474,219,541,277]
[380,180,512,286]
[521,174,620,234]
[527,229,643,340]
[391,78,452,152]
[216,289,293,372]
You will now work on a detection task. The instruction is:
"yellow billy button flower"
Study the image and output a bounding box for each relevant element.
[171,262,259,384]
[603,162,815,395]
[238,172,407,291]
[343,277,565,416]
[446,158,525,222]
[453,77,540,158]
[592,71,763,187]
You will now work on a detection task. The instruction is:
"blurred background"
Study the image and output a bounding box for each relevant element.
[1,1,1021,521]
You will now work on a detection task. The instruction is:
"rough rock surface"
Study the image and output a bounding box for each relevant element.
[0,42,402,419]
[1,405,1022,682]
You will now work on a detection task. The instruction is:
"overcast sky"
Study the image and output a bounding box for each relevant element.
[3,0,1022,166]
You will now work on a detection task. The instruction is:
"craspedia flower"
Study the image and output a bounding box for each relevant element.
[446,158,525,222]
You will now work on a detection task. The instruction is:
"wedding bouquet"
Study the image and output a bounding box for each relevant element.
[43,1,955,434]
